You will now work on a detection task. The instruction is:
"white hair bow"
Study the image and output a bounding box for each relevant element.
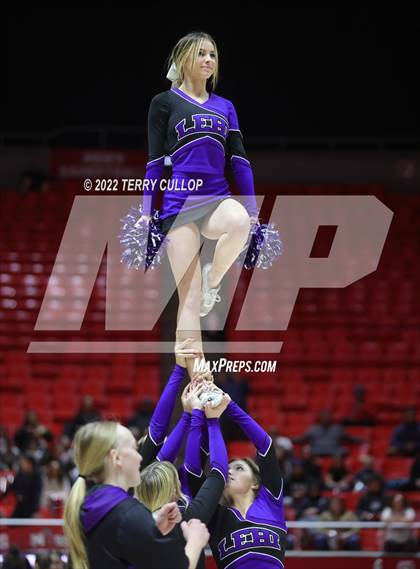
[166,62,179,82]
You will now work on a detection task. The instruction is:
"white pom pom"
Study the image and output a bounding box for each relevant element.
[199,388,223,408]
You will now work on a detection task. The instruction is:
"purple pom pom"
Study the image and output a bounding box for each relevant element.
[119,205,169,270]
[237,222,283,270]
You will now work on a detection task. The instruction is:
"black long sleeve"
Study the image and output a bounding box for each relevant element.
[143,92,170,216]
[116,501,189,569]
[140,434,163,470]
[255,441,284,499]
[226,401,283,498]
[182,470,224,525]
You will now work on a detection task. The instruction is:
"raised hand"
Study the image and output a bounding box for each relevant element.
[204,393,231,419]
[175,338,203,368]
[181,383,194,413]
[180,518,209,548]
[192,369,214,384]
[155,501,182,535]
[188,382,206,410]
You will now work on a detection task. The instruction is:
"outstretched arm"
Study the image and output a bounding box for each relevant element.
[225,400,270,455]
[182,411,229,524]
[156,381,207,465]
[140,364,186,469]
[141,341,202,469]
[182,381,214,496]
[181,415,210,498]
[157,412,191,463]
[184,409,206,478]
[225,400,283,498]
[148,364,186,446]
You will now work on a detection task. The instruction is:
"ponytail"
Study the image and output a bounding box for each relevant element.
[63,421,120,569]
[64,477,89,569]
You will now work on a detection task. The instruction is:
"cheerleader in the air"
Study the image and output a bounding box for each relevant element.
[132,31,260,378]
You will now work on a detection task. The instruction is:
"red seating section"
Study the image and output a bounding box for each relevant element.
[0,185,419,464]
[225,186,419,460]
[0,186,162,432]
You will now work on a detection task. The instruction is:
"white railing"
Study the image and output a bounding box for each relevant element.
[1,518,420,529]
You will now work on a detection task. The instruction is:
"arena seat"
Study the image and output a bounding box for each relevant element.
[0,187,418,478]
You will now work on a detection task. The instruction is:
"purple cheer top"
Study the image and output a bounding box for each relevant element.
[142,87,258,220]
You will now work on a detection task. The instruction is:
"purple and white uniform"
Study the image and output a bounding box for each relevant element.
[185,401,287,569]
[143,87,258,225]
[151,407,229,569]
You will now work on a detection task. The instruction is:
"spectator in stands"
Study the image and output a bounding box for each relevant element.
[324,453,352,492]
[296,481,330,550]
[356,475,388,521]
[0,424,17,469]
[14,410,38,452]
[128,397,154,437]
[25,425,54,466]
[52,435,78,484]
[10,454,43,518]
[2,545,31,569]
[14,411,52,454]
[342,384,376,426]
[314,497,360,551]
[381,494,417,553]
[389,406,420,457]
[64,395,101,439]
[274,439,294,494]
[288,461,311,503]
[296,481,329,520]
[353,454,381,492]
[292,409,363,456]
[300,444,322,486]
[35,551,64,569]
[40,460,71,515]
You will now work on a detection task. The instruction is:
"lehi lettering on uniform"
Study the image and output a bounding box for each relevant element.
[175,114,229,141]
[218,527,280,560]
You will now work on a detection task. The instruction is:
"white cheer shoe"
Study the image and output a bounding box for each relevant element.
[200,263,221,317]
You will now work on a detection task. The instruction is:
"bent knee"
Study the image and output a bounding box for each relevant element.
[225,207,251,233]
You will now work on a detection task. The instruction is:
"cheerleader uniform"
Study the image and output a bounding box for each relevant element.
[156,410,229,569]
[156,408,228,509]
[143,87,259,234]
[138,362,214,499]
[184,402,287,569]
[80,483,189,569]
